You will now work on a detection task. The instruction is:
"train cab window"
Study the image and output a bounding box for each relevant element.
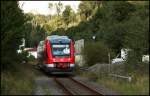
[52,44,70,58]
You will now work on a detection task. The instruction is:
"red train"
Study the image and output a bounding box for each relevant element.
[37,35,75,74]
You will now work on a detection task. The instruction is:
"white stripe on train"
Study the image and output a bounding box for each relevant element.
[44,64,75,67]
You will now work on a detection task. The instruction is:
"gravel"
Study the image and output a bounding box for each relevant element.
[32,76,68,95]
[74,76,120,95]
[56,78,99,95]
[32,69,120,95]
[32,75,120,95]
[87,63,125,75]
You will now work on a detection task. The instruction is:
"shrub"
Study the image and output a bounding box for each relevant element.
[1,63,36,95]
[28,55,36,61]
[82,41,109,66]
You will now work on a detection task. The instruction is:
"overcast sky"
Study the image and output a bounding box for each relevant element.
[19,1,81,15]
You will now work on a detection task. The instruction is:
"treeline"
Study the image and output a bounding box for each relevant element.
[21,1,97,47]
[22,1,79,47]
[1,1,44,94]
[20,1,149,67]
[1,1,26,70]
[22,13,47,47]
[54,1,149,53]
[1,1,47,70]
[51,1,149,68]
[19,1,149,55]
[1,1,148,69]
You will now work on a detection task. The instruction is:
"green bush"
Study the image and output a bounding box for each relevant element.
[28,55,36,61]
[82,41,109,66]
[19,51,29,62]
[1,51,28,71]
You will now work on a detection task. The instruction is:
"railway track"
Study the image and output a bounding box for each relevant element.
[54,77,103,95]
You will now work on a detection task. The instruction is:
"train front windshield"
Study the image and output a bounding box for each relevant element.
[52,44,70,58]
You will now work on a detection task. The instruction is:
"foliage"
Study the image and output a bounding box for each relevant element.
[1,1,26,70]
[122,2,149,71]
[78,1,97,20]
[82,42,109,66]
[59,1,148,70]
[55,1,63,16]
[62,5,74,27]
[48,3,53,11]
[111,1,136,22]
[1,1,149,94]
[97,74,149,95]
[28,55,36,61]
[1,62,38,95]
[23,13,47,47]
[2,1,148,71]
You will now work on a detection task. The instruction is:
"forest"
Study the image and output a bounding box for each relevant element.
[1,1,149,95]
[1,1,149,69]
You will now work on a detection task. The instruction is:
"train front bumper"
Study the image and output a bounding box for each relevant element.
[43,63,75,73]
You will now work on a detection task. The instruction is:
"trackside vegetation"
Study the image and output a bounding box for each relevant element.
[1,1,149,95]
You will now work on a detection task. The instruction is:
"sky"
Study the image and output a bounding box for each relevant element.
[19,1,81,15]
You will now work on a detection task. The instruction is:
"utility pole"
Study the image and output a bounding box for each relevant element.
[108,52,111,73]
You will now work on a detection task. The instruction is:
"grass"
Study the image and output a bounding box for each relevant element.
[78,68,149,95]
[1,73,33,95]
[97,74,149,95]
[1,60,40,95]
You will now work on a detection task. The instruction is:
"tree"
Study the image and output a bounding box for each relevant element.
[1,1,26,69]
[48,3,53,19]
[55,1,63,16]
[48,3,53,10]
[71,11,76,25]
[111,1,135,22]
[78,1,96,20]
[62,5,73,27]
[23,13,47,47]
[124,16,149,63]
[83,42,109,66]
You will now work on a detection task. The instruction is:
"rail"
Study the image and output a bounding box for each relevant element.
[69,77,103,95]
[54,77,103,95]
[54,78,73,95]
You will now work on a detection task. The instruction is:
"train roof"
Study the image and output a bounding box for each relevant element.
[46,35,70,43]
[46,35,69,39]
